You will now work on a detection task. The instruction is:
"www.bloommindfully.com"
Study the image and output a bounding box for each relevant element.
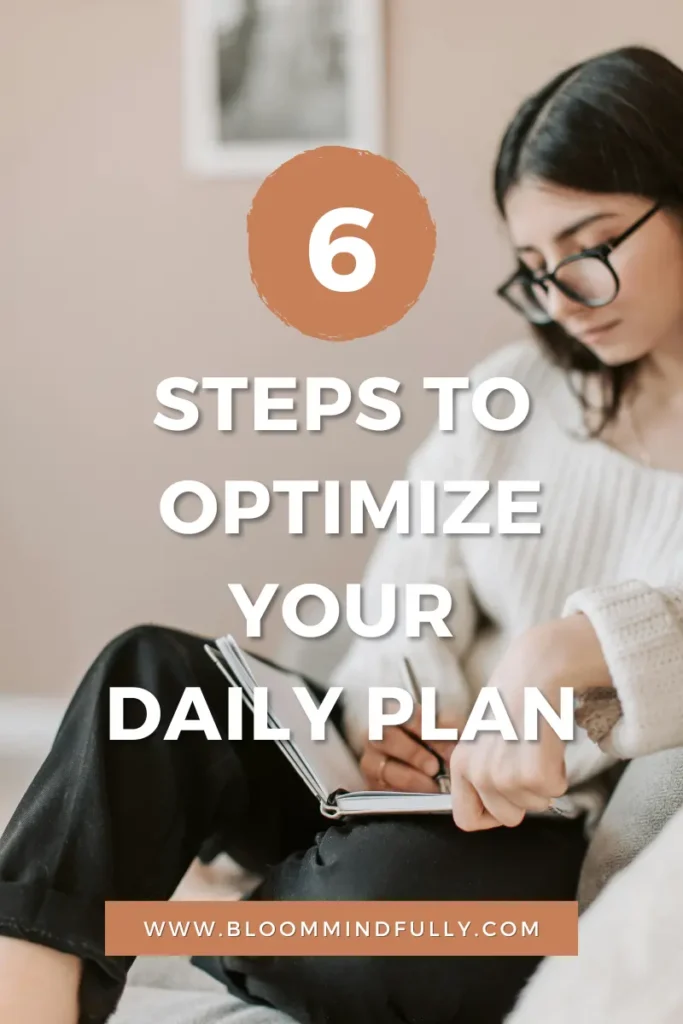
[105,901,578,957]
[146,918,540,940]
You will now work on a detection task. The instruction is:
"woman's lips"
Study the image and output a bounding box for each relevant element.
[574,319,621,343]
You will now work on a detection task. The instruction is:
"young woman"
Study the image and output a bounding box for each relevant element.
[3,43,683,1024]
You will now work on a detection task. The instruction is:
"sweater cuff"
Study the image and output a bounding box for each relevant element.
[562,580,683,759]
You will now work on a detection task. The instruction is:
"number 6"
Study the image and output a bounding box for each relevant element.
[308,207,376,293]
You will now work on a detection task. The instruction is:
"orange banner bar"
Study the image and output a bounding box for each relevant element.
[105,900,578,956]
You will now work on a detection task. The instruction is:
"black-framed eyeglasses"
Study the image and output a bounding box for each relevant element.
[496,202,661,325]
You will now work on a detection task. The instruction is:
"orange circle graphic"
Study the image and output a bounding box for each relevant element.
[247,146,437,342]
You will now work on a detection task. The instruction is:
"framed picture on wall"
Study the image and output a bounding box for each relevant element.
[182,0,385,178]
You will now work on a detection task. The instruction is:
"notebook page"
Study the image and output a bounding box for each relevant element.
[332,790,583,819]
[334,791,453,816]
[206,644,327,801]
[218,636,365,797]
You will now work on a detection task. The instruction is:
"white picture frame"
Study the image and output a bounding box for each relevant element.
[182,0,386,179]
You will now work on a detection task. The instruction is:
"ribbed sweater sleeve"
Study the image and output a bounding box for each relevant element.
[563,579,683,759]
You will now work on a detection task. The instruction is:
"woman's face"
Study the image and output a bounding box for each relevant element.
[504,179,683,367]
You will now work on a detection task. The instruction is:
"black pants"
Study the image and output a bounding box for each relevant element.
[0,626,588,1024]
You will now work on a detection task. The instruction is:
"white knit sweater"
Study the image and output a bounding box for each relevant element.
[330,340,683,830]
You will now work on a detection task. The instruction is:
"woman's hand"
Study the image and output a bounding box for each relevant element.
[360,708,465,793]
[450,613,611,831]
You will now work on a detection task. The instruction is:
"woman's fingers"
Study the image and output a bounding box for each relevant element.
[371,726,441,778]
[403,708,464,762]
[358,720,446,794]
[449,739,560,829]
[450,771,501,831]
[359,746,383,789]
[384,755,440,794]
[360,745,439,794]
[475,785,527,828]
[504,789,553,813]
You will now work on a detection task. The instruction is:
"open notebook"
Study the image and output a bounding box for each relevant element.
[205,634,577,820]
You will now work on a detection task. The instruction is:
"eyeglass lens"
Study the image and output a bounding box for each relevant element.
[510,256,619,323]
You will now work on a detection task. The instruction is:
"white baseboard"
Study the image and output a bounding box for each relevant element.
[0,696,68,757]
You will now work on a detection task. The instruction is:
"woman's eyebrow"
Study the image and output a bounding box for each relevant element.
[515,212,619,254]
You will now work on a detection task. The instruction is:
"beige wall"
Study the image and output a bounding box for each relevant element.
[3,1,683,696]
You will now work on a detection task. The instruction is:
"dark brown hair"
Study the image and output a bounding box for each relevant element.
[494,46,683,431]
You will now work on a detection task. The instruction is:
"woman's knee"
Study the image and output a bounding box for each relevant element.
[72,624,192,722]
[286,818,459,902]
[102,623,177,666]
[297,816,587,904]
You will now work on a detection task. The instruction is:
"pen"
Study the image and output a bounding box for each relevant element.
[402,656,451,794]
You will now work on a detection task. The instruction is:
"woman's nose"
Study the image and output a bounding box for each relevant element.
[543,281,583,323]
